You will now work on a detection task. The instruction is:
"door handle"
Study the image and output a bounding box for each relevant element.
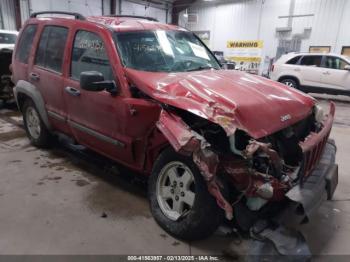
[294,68,301,72]
[322,71,331,75]
[65,86,80,97]
[29,72,40,81]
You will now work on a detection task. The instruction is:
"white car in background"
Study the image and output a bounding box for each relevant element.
[270,52,350,95]
[0,29,18,50]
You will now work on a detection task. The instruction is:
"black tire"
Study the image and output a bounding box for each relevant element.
[148,147,224,241]
[22,99,52,148]
[280,78,299,89]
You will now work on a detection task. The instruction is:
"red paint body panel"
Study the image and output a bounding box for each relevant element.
[125,68,315,138]
[157,110,201,155]
[87,16,183,32]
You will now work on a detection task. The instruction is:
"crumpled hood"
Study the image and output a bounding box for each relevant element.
[125,68,315,138]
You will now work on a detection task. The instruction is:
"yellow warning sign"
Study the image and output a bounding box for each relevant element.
[226,56,262,62]
[227,40,264,49]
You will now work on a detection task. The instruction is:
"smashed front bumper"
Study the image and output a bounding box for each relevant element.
[277,102,338,225]
[248,139,338,257]
[279,139,338,225]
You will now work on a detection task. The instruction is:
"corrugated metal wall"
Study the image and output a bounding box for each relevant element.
[20,0,30,25]
[120,1,168,23]
[29,0,103,16]
[0,0,105,30]
[0,0,17,30]
[180,0,350,64]
[0,0,170,29]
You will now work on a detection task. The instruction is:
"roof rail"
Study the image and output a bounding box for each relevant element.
[30,11,86,20]
[106,15,158,22]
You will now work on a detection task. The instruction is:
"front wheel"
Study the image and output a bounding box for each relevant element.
[280,78,299,89]
[148,148,223,241]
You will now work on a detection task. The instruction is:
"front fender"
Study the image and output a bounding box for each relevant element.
[156,109,233,219]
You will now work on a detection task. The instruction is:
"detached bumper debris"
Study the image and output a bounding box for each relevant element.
[248,222,311,261]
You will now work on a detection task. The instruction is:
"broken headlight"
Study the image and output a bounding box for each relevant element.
[314,103,325,123]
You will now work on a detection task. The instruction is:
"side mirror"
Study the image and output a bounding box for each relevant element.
[80,71,118,95]
[344,65,350,71]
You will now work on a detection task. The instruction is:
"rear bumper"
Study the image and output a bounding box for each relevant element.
[278,139,338,225]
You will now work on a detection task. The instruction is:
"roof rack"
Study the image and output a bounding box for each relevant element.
[30,11,86,20]
[106,15,158,22]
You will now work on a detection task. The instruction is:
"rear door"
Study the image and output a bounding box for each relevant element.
[298,55,324,87]
[30,25,70,133]
[320,55,350,90]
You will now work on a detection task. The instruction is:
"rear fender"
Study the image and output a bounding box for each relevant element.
[14,80,51,130]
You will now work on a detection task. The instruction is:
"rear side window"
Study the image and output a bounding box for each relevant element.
[286,56,301,65]
[35,26,68,73]
[15,24,37,63]
[299,56,322,67]
[71,30,113,80]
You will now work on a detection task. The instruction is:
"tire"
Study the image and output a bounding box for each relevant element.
[148,147,224,241]
[22,99,52,148]
[280,78,299,89]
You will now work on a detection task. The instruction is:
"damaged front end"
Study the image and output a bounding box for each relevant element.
[157,101,337,255]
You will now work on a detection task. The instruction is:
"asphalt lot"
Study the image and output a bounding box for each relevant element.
[0,94,349,257]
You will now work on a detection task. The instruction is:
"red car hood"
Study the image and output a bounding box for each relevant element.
[125,68,315,138]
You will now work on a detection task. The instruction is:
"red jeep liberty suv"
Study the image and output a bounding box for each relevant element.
[12,12,338,240]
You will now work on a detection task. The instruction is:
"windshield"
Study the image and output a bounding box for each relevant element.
[0,33,17,44]
[114,30,220,72]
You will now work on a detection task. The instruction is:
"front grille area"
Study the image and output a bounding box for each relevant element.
[299,102,335,178]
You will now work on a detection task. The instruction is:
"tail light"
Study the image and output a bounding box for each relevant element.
[271,64,275,72]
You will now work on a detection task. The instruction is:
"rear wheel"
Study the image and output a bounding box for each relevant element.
[148,148,223,240]
[280,78,299,89]
[22,100,52,147]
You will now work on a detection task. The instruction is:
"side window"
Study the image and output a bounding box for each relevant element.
[286,56,301,65]
[323,56,349,70]
[299,56,322,67]
[71,30,113,81]
[0,33,17,44]
[35,26,68,73]
[15,24,38,63]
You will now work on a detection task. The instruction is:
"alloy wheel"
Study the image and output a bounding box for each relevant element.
[156,161,196,221]
[26,107,41,140]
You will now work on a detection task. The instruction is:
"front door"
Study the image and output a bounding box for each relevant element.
[320,56,350,91]
[63,29,134,165]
